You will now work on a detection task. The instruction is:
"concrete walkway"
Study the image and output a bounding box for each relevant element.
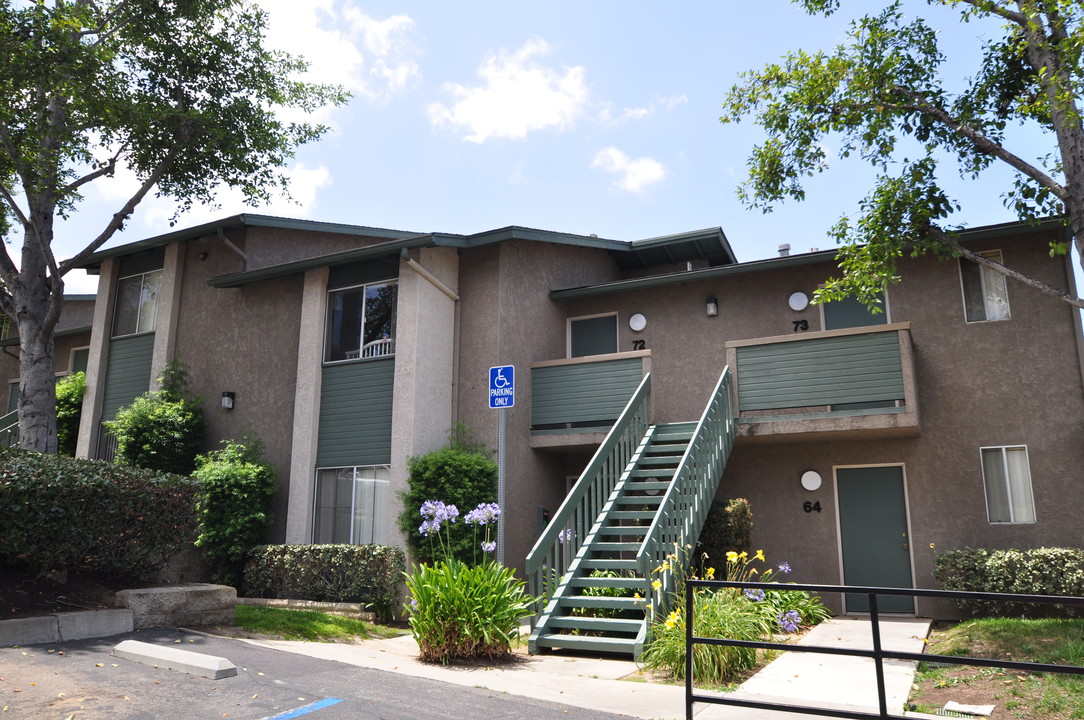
[239,616,932,720]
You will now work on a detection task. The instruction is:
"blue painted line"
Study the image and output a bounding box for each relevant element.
[263,697,344,719]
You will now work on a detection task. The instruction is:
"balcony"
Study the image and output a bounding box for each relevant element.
[529,350,652,451]
[725,323,919,443]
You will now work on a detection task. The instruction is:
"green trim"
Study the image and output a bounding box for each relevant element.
[0,324,92,349]
[738,406,907,423]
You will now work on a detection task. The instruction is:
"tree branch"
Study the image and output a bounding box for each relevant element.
[933,226,1084,309]
[61,151,121,196]
[890,85,1069,199]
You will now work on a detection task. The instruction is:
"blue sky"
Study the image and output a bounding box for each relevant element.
[54,1,1042,294]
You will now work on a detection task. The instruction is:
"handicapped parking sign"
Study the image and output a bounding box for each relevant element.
[489,365,514,409]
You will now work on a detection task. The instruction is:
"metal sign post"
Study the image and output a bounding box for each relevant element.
[488,366,514,564]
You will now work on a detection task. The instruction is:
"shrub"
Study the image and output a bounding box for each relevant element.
[193,439,277,586]
[398,439,496,565]
[55,371,86,456]
[696,497,753,572]
[934,547,1084,618]
[244,544,405,619]
[106,360,204,475]
[0,446,199,578]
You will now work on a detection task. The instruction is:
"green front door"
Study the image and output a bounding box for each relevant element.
[836,466,914,613]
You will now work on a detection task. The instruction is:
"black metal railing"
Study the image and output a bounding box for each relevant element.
[685,581,1084,720]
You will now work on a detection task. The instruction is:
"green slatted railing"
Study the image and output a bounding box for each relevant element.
[0,409,17,447]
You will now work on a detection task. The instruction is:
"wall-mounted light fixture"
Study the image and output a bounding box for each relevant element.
[221,392,236,410]
[800,470,822,492]
[706,297,719,317]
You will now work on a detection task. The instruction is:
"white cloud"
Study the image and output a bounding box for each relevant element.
[597,94,688,126]
[592,147,668,193]
[427,38,589,143]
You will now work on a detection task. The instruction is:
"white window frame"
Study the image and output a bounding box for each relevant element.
[112,269,162,338]
[311,465,392,545]
[566,312,619,359]
[323,279,398,364]
[959,250,1011,323]
[68,345,90,375]
[980,445,1036,524]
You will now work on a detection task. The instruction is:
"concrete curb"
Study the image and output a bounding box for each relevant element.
[112,639,237,679]
[0,609,134,646]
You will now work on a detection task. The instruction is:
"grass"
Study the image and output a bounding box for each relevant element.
[909,618,1084,720]
[233,605,406,642]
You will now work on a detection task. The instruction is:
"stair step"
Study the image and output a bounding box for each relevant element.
[534,633,637,655]
[629,468,675,479]
[561,596,642,610]
[637,455,681,467]
[614,495,662,506]
[595,525,647,536]
[608,510,657,520]
[624,481,671,491]
[580,559,637,570]
[645,442,689,454]
[569,576,645,589]
[590,542,641,553]
[547,616,644,633]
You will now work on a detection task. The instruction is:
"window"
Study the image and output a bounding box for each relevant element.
[325,281,397,362]
[113,270,162,337]
[312,466,391,544]
[960,251,1010,322]
[981,446,1036,523]
[568,314,617,358]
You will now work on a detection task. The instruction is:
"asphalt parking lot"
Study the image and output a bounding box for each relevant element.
[0,628,631,719]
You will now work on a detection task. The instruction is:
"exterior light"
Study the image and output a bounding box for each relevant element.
[221,392,235,410]
[706,297,719,317]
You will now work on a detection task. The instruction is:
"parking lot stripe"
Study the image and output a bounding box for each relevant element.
[263,697,344,719]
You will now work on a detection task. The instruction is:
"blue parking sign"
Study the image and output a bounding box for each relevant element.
[489,365,514,409]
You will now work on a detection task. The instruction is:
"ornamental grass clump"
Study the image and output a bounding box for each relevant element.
[404,500,535,665]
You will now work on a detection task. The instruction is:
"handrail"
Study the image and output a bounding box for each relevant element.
[525,373,653,620]
[636,367,734,628]
[0,409,18,447]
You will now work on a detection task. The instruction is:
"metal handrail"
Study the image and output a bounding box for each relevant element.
[686,580,1084,720]
[0,409,18,447]
[636,367,734,628]
[525,373,653,622]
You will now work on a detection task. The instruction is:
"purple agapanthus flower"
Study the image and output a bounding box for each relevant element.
[744,588,766,602]
[557,527,575,544]
[777,609,801,634]
[778,562,792,575]
[481,540,497,554]
[465,502,502,526]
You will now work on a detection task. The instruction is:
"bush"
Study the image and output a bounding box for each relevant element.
[934,547,1084,618]
[0,446,198,578]
[106,360,204,475]
[696,497,753,572]
[244,544,405,619]
[55,371,86,456]
[405,559,534,664]
[398,438,497,565]
[193,439,277,586]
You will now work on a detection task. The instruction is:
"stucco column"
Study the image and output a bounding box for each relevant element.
[389,247,459,555]
[150,242,186,386]
[76,258,119,458]
[285,267,329,544]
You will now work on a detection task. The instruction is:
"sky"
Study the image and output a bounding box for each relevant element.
[49,1,1049,295]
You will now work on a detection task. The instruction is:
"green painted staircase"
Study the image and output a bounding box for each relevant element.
[529,422,696,656]
[526,367,736,660]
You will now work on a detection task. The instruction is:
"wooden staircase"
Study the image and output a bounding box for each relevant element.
[529,422,696,656]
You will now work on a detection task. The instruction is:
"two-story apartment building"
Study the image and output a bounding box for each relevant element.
[53,214,1083,633]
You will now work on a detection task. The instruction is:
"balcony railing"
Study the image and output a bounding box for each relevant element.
[530,350,651,436]
[725,323,919,441]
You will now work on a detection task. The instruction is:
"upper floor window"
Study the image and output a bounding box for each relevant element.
[113,270,162,337]
[568,313,617,358]
[325,280,397,363]
[981,445,1035,524]
[960,251,1010,322]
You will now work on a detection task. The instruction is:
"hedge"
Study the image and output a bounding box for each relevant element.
[0,447,199,579]
[244,544,405,619]
[934,547,1084,618]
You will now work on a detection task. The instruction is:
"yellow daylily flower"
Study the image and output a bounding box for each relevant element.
[652,580,662,591]
[739,551,748,560]
[705,567,716,580]
[726,551,738,562]
[755,549,765,562]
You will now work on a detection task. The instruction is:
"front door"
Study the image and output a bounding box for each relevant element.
[836,466,914,613]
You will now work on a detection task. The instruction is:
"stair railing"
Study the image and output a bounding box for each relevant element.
[525,373,652,625]
[635,367,734,630]
[0,409,18,448]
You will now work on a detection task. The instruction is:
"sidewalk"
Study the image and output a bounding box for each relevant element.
[239,616,932,720]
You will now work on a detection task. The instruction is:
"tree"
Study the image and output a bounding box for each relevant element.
[0,1,346,452]
[721,0,1084,309]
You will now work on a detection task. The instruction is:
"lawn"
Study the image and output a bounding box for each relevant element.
[228,605,407,642]
[909,618,1084,720]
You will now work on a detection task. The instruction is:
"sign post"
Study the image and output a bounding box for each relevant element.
[488,366,514,564]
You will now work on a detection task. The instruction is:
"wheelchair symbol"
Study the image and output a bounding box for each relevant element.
[493,368,511,389]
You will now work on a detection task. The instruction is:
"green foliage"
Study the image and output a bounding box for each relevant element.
[193,439,276,586]
[243,544,405,620]
[54,371,86,457]
[934,547,1084,618]
[696,497,753,571]
[404,559,534,664]
[106,361,204,475]
[0,446,198,579]
[721,1,1084,309]
[398,443,497,565]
